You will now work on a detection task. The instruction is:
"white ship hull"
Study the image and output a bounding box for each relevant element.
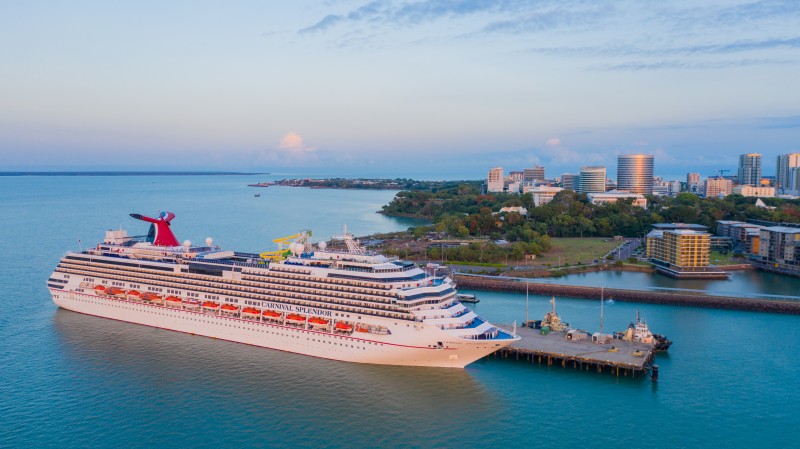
[51,289,510,368]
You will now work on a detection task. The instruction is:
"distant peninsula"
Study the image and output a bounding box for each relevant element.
[251,178,479,190]
[0,171,268,176]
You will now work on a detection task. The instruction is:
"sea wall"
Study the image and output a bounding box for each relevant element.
[454,274,800,315]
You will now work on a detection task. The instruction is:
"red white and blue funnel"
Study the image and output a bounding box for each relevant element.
[130,211,180,247]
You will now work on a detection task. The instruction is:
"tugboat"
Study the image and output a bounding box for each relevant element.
[527,296,570,333]
[615,310,672,351]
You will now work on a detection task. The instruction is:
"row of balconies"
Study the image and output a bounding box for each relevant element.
[57,262,416,321]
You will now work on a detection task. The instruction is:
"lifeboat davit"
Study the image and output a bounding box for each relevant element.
[202,301,219,309]
[221,304,239,312]
[335,322,353,331]
[165,296,182,304]
[308,317,329,326]
[286,313,306,322]
[242,307,261,316]
[262,310,281,318]
[142,292,162,302]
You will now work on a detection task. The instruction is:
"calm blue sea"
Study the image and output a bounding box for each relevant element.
[1,175,799,448]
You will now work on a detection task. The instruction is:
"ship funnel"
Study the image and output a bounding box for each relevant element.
[130,212,180,247]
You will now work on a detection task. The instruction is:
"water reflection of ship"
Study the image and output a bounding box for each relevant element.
[52,308,496,415]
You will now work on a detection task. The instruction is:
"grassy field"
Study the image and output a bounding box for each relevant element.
[534,238,622,266]
[709,250,735,265]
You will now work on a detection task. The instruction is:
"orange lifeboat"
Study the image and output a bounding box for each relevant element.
[286,313,306,323]
[242,307,261,316]
[356,326,369,333]
[221,304,239,312]
[94,285,107,293]
[127,290,140,298]
[106,287,125,296]
[142,292,162,302]
[308,317,329,326]
[335,322,353,331]
[262,310,281,319]
[165,296,182,305]
[202,301,219,309]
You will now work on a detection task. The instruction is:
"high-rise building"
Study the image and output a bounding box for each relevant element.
[617,154,654,194]
[776,153,800,192]
[578,166,606,194]
[645,228,722,278]
[523,166,545,183]
[686,173,701,194]
[508,171,524,183]
[705,177,733,198]
[561,173,578,191]
[487,167,504,193]
[738,153,762,186]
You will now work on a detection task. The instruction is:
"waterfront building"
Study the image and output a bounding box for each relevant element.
[750,226,800,277]
[716,220,764,254]
[509,171,524,183]
[561,173,578,191]
[523,166,545,183]
[776,153,800,192]
[587,190,647,208]
[737,153,762,186]
[732,185,775,197]
[524,186,564,207]
[617,154,654,194]
[646,226,725,278]
[487,167,504,193]
[704,177,733,198]
[578,166,606,194]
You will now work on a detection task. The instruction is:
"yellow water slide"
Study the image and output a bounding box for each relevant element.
[259,233,300,260]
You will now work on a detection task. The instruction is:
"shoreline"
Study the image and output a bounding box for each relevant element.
[454,274,800,314]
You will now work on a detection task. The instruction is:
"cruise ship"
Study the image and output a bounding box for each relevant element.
[48,212,518,368]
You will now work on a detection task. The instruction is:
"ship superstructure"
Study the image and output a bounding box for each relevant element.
[48,212,518,367]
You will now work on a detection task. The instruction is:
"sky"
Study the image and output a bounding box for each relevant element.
[1,0,799,179]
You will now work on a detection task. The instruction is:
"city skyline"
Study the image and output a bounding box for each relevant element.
[1,1,799,177]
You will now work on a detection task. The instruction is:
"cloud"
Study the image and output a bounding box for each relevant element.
[279,131,305,150]
[254,132,319,167]
[545,137,561,146]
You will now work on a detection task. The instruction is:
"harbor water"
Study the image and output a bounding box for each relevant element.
[2,174,799,448]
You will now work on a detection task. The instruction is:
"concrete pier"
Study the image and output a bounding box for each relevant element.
[492,325,657,378]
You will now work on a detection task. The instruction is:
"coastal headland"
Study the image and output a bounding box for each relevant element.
[455,274,800,315]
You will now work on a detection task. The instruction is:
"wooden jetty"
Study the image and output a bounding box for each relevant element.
[491,325,658,378]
